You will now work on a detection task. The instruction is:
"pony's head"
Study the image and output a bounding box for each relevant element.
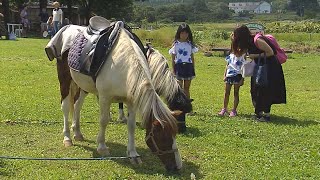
[145,111,182,172]
[146,47,192,114]
[122,36,183,171]
[167,88,192,113]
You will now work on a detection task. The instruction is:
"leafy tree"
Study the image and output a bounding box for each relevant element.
[66,0,134,23]
[132,5,155,22]
[289,0,319,12]
[192,0,210,14]
[207,2,232,20]
[91,0,134,21]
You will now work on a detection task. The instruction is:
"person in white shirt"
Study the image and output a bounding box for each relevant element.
[52,1,63,35]
[169,23,198,133]
[169,23,198,100]
[218,32,246,117]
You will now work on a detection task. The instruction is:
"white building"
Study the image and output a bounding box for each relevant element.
[228,1,272,14]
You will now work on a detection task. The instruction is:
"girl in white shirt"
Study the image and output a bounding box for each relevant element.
[169,23,198,100]
[218,32,246,117]
[169,23,198,132]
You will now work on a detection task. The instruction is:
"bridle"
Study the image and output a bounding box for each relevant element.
[145,122,178,156]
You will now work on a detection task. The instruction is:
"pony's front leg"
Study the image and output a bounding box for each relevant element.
[62,94,72,147]
[127,105,142,164]
[97,96,111,156]
[72,90,87,141]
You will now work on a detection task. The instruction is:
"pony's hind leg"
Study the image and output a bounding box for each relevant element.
[127,104,142,164]
[62,94,73,147]
[97,96,111,156]
[117,103,127,123]
[72,89,87,141]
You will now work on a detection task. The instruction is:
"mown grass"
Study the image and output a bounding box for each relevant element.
[0,35,320,179]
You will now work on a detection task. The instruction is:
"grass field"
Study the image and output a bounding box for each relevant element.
[0,37,319,179]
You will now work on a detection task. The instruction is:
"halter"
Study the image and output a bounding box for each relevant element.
[145,122,178,156]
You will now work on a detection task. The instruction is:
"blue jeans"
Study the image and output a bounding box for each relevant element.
[53,21,61,35]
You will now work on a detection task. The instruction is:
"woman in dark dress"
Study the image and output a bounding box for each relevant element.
[234,25,286,122]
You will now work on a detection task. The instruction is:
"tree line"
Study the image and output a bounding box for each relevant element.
[1,0,320,39]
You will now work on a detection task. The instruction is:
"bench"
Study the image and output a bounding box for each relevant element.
[211,48,230,56]
[131,26,140,30]
[212,48,293,56]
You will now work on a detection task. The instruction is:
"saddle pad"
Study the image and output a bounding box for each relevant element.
[68,33,88,72]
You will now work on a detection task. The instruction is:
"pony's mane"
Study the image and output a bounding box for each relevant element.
[147,49,179,102]
[119,29,177,133]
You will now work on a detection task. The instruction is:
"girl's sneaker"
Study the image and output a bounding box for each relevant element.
[229,110,237,117]
[218,108,228,116]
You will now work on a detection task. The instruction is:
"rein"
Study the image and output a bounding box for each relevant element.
[145,123,178,156]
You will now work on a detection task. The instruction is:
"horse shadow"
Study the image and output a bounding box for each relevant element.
[239,114,319,127]
[179,126,203,138]
[75,141,201,178]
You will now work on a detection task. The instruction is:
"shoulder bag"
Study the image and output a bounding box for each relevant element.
[253,53,268,87]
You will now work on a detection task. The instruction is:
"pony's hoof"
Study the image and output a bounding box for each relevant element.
[97,147,110,156]
[129,157,142,165]
[74,134,84,141]
[63,139,73,147]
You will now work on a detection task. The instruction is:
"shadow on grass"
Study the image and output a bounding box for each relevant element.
[0,160,12,177]
[269,115,319,126]
[240,114,319,127]
[75,141,201,178]
[179,126,203,138]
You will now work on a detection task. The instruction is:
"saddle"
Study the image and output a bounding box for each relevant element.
[68,16,147,80]
[87,16,111,35]
[68,16,122,76]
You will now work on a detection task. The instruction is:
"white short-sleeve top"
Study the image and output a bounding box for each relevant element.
[52,8,63,22]
[225,53,246,77]
[169,40,198,64]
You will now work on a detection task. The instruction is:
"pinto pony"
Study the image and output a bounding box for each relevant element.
[45,21,191,171]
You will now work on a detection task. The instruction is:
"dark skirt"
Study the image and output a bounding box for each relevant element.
[174,63,195,80]
[225,74,242,84]
[251,55,286,112]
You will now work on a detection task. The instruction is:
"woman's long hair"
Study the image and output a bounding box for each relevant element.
[232,25,252,56]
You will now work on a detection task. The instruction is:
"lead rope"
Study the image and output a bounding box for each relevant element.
[0,156,135,161]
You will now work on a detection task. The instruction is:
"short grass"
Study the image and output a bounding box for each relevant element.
[0,37,320,179]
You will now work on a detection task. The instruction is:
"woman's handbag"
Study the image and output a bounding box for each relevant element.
[241,60,256,77]
[253,53,268,87]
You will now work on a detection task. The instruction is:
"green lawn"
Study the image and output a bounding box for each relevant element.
[0,38,319,179]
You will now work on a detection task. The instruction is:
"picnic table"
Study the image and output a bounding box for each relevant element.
[212,48,293,56]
